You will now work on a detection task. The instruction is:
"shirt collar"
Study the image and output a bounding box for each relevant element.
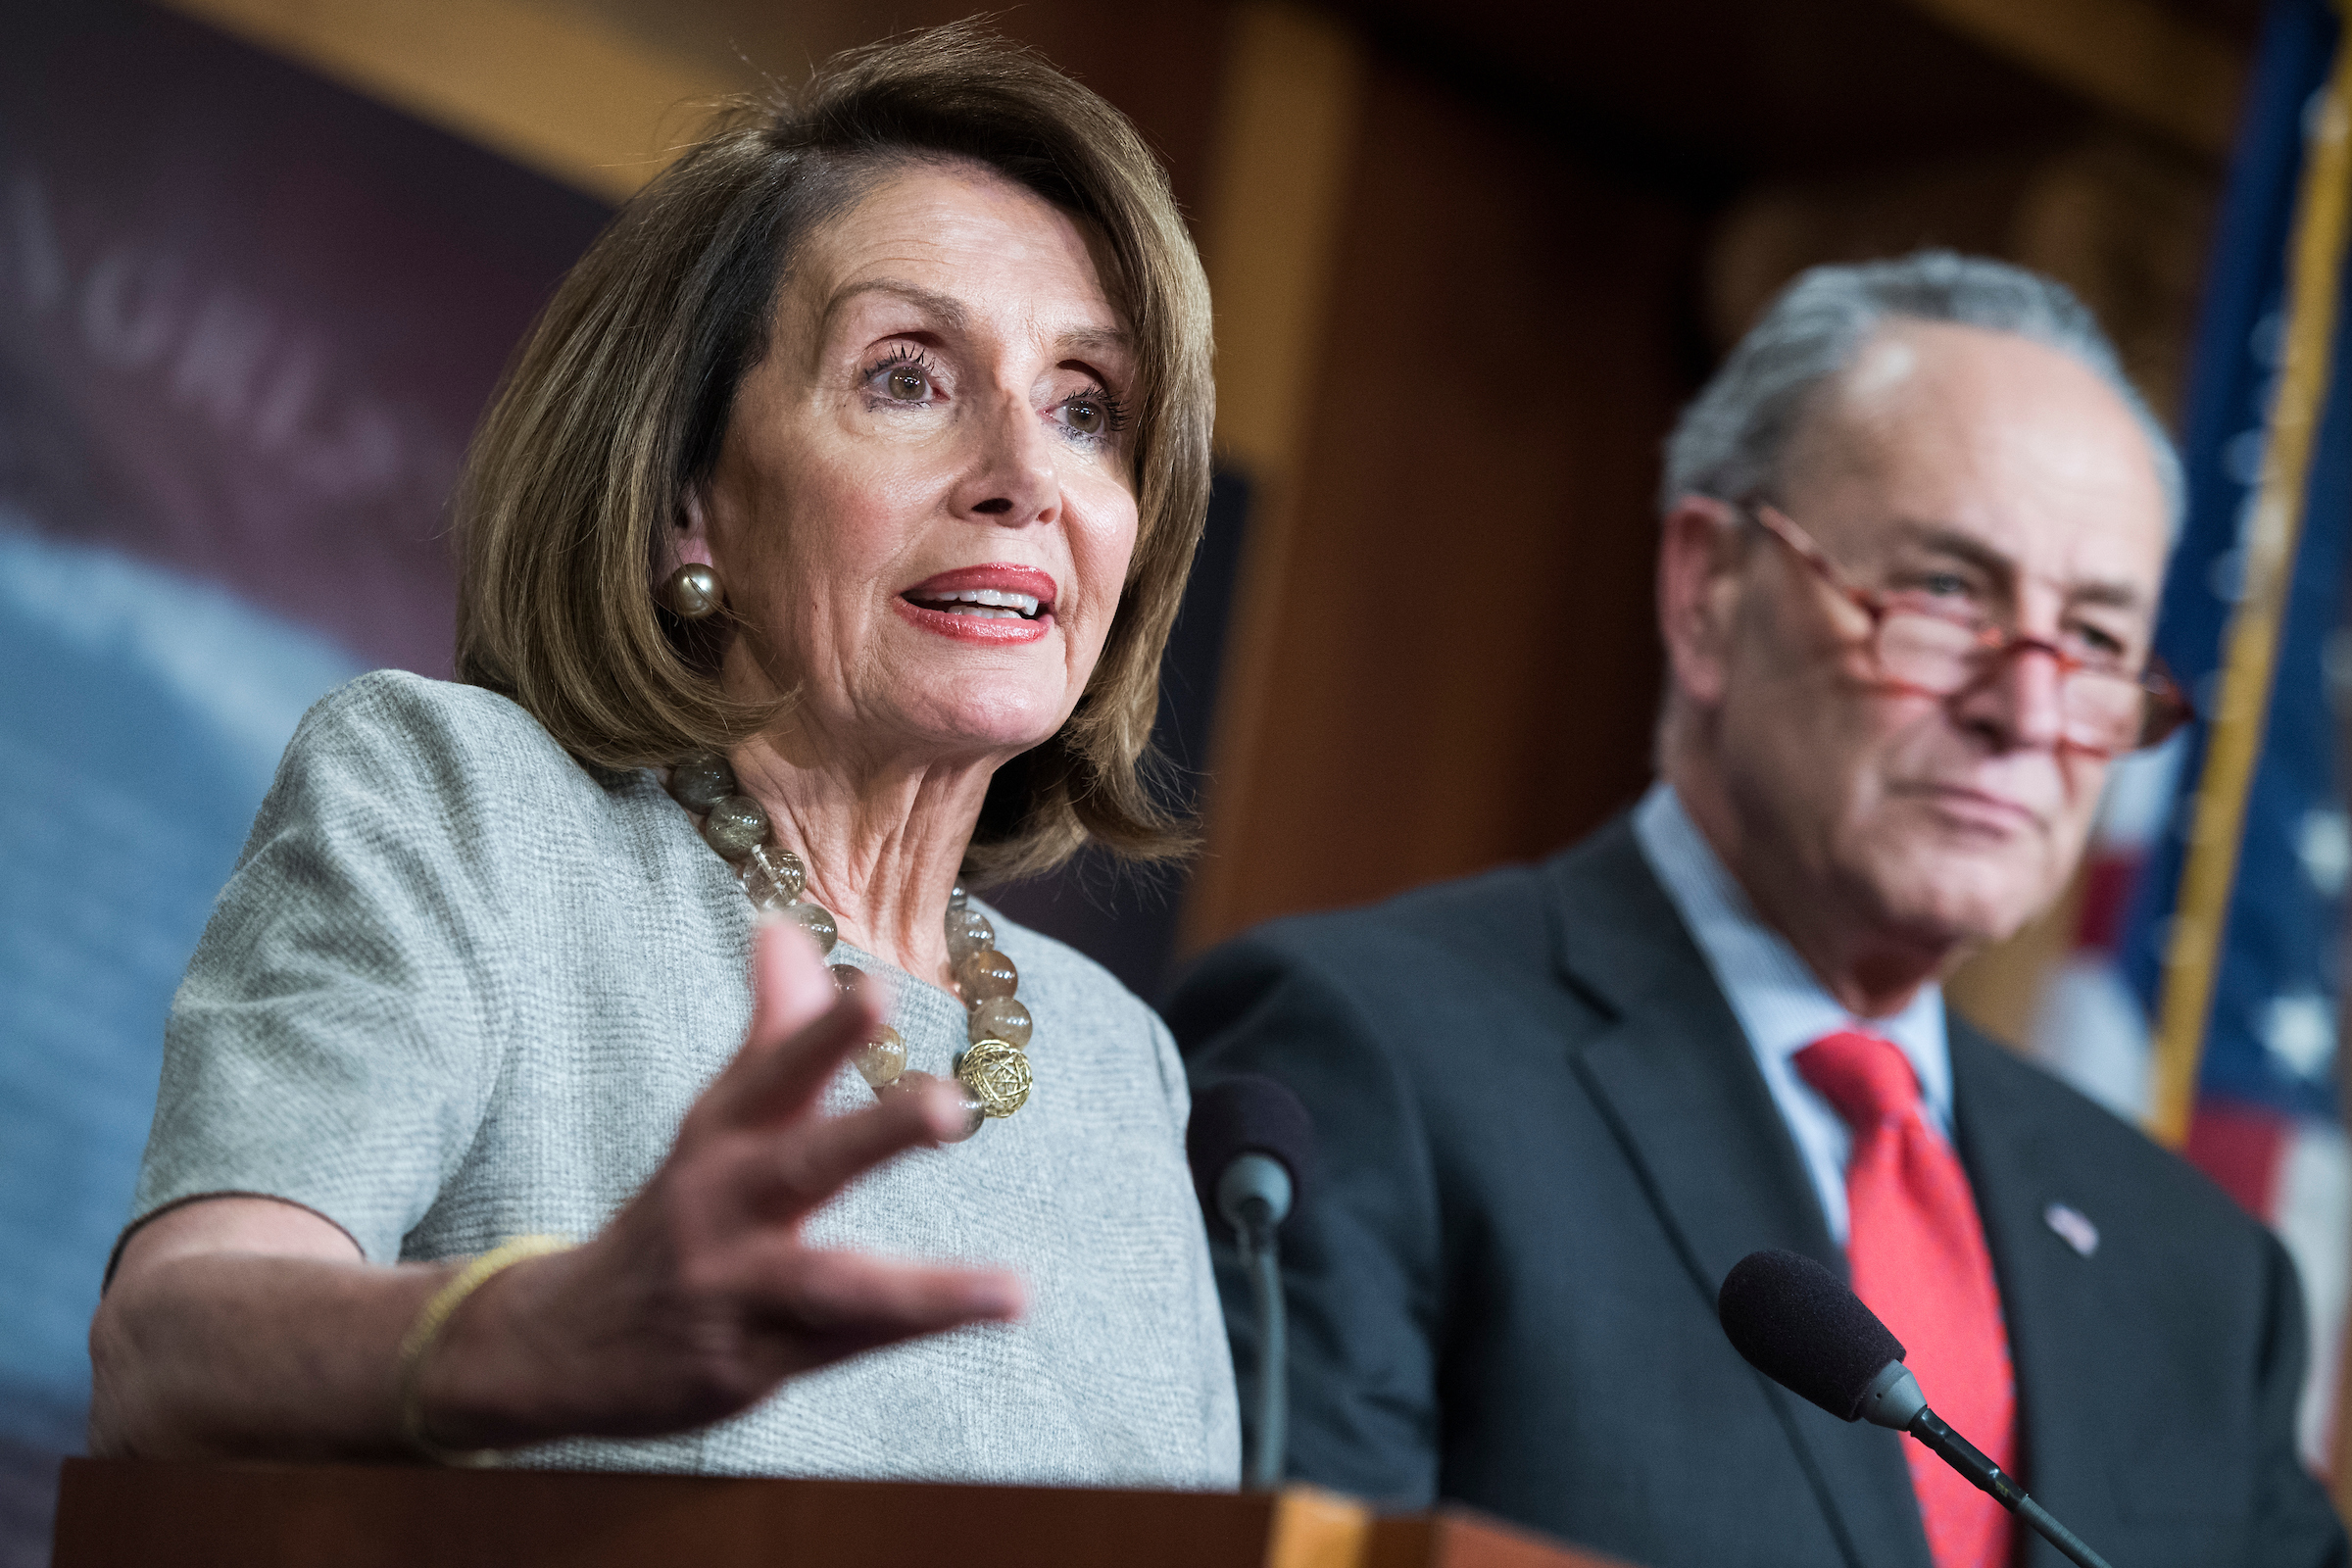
[1631,781,1951,1131]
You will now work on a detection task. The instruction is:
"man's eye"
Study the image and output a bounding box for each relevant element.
[2071,623,2131,661]
[1920,571,1972,598]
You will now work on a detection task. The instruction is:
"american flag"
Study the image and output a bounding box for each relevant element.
[2027,0,2352,1476]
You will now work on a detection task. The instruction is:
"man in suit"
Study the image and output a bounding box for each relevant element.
[1168,252,2348,1568]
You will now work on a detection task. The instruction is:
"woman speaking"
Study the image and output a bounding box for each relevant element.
[88,25,1238,1487]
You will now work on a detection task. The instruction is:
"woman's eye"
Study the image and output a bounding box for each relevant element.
[1920,571,1971,598]
[865,352,940,406]
[1054,385,1126,442]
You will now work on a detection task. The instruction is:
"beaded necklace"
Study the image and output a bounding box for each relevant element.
[665,753,1034,1142]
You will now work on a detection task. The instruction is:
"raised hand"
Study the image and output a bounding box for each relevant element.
[415,919,1026,1448]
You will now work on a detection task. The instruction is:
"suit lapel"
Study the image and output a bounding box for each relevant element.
[1544,820,1838,1298]
[1545,820,1934,1568]
[1948,1025,2120,1566]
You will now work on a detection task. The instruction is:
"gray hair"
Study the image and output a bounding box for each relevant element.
[1661,250,2182,529]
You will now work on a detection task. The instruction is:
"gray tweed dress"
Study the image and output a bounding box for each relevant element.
[129,671,1241,1487]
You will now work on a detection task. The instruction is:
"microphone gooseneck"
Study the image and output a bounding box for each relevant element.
[1717,1250,2116,1568]
[1220,1153,1292,1491]
[1187,1075,1317,1492]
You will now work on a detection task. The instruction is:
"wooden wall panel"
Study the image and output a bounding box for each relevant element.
[1188,56,1702,942]
[165,0,1233,224]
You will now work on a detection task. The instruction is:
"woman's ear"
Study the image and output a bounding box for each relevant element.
[1655,495,1750,710]
[672,487,716,570]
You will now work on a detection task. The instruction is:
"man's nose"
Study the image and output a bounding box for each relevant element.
[1954,638,2069,751]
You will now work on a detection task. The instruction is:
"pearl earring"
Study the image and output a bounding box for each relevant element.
[660,563,723,620]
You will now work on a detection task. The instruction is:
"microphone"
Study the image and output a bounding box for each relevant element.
[1188,1074,1316,1491]
[1718,1250,2115,1568]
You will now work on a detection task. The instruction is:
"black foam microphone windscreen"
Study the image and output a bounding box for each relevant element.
[1187,1074,1317,1234]
[1718,1248,1908,1423]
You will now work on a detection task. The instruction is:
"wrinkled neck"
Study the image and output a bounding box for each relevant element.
[721,734,998,990]
[1662,734,1952,1022]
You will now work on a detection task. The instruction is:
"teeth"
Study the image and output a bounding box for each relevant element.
[920,587,1042,617]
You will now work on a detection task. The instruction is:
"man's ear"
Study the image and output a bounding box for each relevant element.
[1656,495,1749,709]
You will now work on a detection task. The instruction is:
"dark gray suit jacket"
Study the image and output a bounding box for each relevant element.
[1167,815,2347,1568]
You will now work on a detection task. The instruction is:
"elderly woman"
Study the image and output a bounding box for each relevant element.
[88,27,1238,1486]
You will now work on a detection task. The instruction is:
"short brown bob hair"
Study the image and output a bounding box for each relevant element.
[454,24,1213,883]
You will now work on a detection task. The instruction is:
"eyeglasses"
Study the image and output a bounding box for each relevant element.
[1742,501,2192,755]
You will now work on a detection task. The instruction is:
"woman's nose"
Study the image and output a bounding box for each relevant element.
[956,386,1060,526]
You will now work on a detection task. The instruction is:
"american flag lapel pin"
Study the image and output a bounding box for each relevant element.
[2043,1201,2099,1258]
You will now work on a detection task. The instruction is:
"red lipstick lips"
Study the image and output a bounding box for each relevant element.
[897,564,1058,646]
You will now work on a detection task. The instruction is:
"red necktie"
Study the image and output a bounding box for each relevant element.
[1794,1030,2017,1568]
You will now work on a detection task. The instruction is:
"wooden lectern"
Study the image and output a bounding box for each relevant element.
[51,1458,1623,1568]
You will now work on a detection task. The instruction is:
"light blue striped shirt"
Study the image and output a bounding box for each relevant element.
[1631,783,1952,1246]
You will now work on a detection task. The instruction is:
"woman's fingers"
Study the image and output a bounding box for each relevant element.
[605,930,1018,1430]
[698,989,882,1133]
[740,1244,1024,1370]
[695,924,888,1133]
[747,919,838,1046]
[725,1075,972,1218]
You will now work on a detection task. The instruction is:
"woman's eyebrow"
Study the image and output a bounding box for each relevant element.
[1058,324,1131,358]
[817,278,1130,369]
[820,278,969,337]
[822,281,1125,341]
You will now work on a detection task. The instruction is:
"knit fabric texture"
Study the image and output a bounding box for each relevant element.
[131,670,1241,1488]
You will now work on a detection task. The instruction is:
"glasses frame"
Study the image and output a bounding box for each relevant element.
[1740,500,2193,755]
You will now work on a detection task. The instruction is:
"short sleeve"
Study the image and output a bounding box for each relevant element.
[1147,1007,1192,1125]
[127,673,513,1265]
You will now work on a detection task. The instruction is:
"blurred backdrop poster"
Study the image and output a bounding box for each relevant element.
[0,0,610,1523]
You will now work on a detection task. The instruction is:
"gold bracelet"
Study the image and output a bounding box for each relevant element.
[395,1235,570,1466]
